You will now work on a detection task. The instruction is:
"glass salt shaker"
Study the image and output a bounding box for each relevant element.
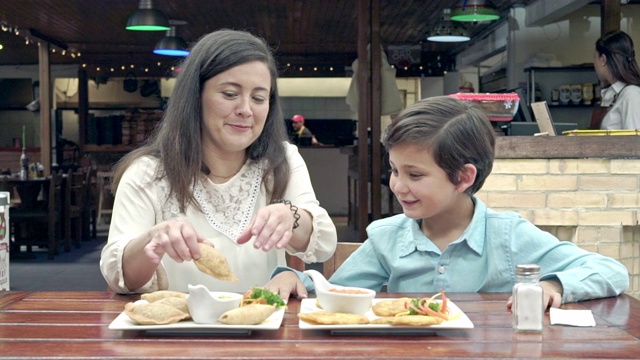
[512,264,543,332]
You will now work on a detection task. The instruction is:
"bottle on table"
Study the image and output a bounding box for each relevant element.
[512,264,544,332]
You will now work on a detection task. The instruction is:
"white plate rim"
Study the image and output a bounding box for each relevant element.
[108,300,285,332]
[298,297,474,330]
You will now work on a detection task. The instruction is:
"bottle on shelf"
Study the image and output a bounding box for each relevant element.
[19,147,29,180]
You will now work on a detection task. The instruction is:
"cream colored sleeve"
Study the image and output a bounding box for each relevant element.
[281,143,337,263]
[99,157,167,293]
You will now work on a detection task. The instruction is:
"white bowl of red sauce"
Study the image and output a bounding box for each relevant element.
[316,285,376,315]
[304,269,376,315]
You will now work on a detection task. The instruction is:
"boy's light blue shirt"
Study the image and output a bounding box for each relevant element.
[273,197,629,303]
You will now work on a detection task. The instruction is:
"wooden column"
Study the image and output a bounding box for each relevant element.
[601,0,620,35]
[38,43,52,176]
[370,0,382,224]
[356,0,369,241]
[78,67,89,155]
[356,0,382,241]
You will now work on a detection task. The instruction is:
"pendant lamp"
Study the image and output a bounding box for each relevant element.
[126,0,170,31]
[451,0,500,22]
[427,9,470,42]
[154,21,189,56]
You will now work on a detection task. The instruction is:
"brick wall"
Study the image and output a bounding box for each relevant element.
[477,158,640,299]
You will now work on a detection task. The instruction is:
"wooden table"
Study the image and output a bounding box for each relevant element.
[0,291,639,359]
[0,176,47,209]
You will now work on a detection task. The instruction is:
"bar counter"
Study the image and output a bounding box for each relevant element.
[493,135,640,159]
[1,291,639,359]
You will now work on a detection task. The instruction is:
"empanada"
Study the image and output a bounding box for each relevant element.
[140,290,187,303]
[156,296,190,315]
[372,298,412,317]
[371,315,445,326]
[124,301,190,325]
[297,311,369,325]
[218,304,276,325]
[194,243,238,282]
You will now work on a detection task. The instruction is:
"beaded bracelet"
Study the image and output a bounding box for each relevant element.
[271,199,300,229]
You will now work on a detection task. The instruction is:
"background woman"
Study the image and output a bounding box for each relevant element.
[593,30,640,130]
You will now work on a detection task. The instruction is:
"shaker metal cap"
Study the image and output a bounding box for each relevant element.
[516,264,540,275]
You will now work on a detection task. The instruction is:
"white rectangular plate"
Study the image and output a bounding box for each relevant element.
[108,301,285,335]
[298,298,474,334]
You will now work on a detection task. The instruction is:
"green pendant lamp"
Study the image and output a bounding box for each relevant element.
[126,0,170,31]
[451,0,500,22]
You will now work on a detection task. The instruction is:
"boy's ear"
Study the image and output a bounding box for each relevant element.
[456,164,477,193]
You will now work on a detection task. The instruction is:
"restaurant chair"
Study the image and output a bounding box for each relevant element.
[82,167,98,239]
[322,242,361,279]
[286,254,305,272]
[10,172,64,260]
[64,169,85,249]
[96,171,113,227]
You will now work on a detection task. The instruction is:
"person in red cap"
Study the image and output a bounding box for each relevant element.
[291,114,318,146]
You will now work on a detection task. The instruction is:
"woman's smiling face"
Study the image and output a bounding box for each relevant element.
[200,61,271,156]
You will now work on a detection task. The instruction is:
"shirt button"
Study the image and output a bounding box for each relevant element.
[438,266,446,274]
[306,251,313,257]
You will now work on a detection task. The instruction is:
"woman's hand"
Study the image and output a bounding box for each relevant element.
[263,271,308,302]
[142,218,208,264]
[237,203,297,251]
[506,279,563,311]
[122,218,208,291]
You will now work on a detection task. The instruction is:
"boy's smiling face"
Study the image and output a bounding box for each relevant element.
[388,144,465,221]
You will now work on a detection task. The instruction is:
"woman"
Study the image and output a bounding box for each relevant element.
[593,30,640,130]
[100,29,337,295]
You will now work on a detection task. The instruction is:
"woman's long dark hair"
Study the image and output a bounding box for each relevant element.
[596,30,640,86]
[112,29,290,213]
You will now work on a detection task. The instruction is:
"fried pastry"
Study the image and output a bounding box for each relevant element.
[124,301,190,325]
[371,297,412,317]
[140,290,187,303]
[371,315,445,326]
[218,304,276,325]
[297,311,370,325]
[156,296,190,315]
[194,243,238,282]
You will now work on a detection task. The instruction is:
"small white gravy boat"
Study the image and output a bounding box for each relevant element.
[304,269,376,316]
[186,284,243,324]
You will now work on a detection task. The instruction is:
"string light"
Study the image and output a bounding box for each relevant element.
[0,17,452,78]
[0,21,82,59]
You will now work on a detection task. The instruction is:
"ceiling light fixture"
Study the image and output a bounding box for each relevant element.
[126,0,170,31]
[451,0,500,22]
[153,20,189,56]
[427,9,470,43]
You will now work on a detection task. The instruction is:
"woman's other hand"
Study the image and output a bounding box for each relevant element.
[263,270,308,302]
[237,202,297,251]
